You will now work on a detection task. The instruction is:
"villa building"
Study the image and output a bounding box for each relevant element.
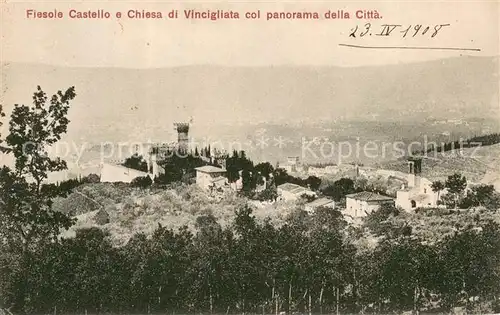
[277,182,316,202]
[345,191,395,218]
[395,157,439,211]
[195,165,228,190]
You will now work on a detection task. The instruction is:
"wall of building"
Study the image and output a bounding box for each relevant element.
[396,176,439,211]
[196,171,226,190]
[345,198,393,218]
[100,163,149,183]
[345,197,368,217]
[396,190,412,210]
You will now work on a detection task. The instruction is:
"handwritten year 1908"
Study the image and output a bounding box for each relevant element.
[349,23,451,38]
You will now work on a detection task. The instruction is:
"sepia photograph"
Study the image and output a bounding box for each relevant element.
[1,1,499,314]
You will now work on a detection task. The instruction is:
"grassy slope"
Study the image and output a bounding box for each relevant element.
[377,143,500,183]
[56,183,297,246]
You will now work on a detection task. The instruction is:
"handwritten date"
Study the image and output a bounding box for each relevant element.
[349,23,450,38]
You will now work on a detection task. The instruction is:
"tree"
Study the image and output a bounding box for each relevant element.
[130,175,153,188]
[122,154,148,172]
[254,162,274,181]
[322,178,355,202]
[0,86,77,313]
[461,184,499,210]
[431,180,445,202]
[83,173,100,184]
[241,169,254,192]
[254,186,278,202]
[305,176,321,191]
[363,203,401,237]
[273,168,290,186]
[444,173,467,209]
[0,86,77,251]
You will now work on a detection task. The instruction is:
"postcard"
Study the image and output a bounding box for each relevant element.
[1,1,499,315]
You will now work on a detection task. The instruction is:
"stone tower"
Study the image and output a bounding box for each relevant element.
[173,123,190,154]
[407,157,422,188]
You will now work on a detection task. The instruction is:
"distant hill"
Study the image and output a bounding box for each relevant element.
[378,143,500,186]
[2,56,498,145]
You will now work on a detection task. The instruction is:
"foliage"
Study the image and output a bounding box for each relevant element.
[322,178,356,201]
[0,86,77,313]
[254,162,274,180]
[444,173,467,208]
[416,133,500,155]
[273,168,322,191]
[304,175,321,191]
[122,154,148,172]
[0,86,77,252]
[130,175,153,188]
[225,150,254,183]
[83,173,100,184]
[254,186,278,202]
[460,184,500,210]
[2,205,500,314]
[431,180,445,203]
[363,203,402,237]
[155,152,206,185]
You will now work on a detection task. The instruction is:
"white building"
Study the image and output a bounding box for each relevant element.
[277,182,316,202]
[195,165,228,190]
[345,191,395,218]
[281,156,302,173]
[305,197,335,213]
[395,158,439,211]
[100,163,151,183]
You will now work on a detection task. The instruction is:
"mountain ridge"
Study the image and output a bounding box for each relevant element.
[1,56,498,144]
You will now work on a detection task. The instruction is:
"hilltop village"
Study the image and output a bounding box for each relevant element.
[95,122,499,224]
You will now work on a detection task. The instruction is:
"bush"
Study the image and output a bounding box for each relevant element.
[364,203,401,236]
[130,175,153,188]
[83,173,100,183]
[253,186,278,202]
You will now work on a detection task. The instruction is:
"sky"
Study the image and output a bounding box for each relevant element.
[1,1,499,68]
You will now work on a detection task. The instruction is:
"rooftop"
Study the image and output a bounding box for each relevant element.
[101,162,149,176]
[306,197,335,208]
[346,191,394,202]
[195,165,226,173]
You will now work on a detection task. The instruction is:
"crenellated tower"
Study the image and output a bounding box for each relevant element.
[173,122,190,154]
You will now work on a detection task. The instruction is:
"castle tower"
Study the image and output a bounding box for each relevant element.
[173,122,190,154]
[407,157,422,188]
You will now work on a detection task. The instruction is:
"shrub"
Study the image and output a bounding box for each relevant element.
[83,173,100,183]
[131,175,153,188]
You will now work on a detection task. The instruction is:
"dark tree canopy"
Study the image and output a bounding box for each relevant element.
[122,154,148,172]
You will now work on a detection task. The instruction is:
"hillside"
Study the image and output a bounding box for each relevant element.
[56,183,297,246]
[377,143,500,185]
